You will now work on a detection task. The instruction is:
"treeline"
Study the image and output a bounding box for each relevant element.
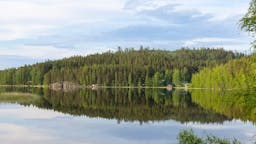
[192,54,256,89]
[0,48,243,86]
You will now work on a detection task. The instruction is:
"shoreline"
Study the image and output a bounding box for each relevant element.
[0,84,184,89]
[0,85,238,91]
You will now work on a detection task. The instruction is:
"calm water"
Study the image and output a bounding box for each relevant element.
[0,87,256,144]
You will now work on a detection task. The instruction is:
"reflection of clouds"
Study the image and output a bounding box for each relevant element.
[0,104,69,120]
[186,124,233,130]
[0,123,55,144]
[181,120,256,143]
[185,122,233,130]
[185,120,253,130]
[0,103,255,143]
[245,131,256,138]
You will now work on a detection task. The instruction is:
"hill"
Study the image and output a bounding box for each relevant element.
[0,48,243,86]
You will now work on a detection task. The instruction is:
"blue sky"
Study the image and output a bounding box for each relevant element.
[0,0,252,69]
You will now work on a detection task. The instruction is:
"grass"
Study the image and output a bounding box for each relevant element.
[178,130,241,144]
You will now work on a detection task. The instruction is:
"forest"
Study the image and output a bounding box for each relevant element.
[191,54,256,90]
[0,48,243,87]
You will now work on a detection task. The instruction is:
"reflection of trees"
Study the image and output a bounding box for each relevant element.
[39,88,228,123]
[191,90,256,122]
[0,87,228,123]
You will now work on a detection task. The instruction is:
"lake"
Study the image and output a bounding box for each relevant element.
[0,87,255,144]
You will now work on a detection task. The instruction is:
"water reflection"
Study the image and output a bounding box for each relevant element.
[1,87,256,143]
[191,89,256,122]
[0,87,228,123]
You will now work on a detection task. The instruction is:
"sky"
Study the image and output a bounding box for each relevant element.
[0,0,253,69]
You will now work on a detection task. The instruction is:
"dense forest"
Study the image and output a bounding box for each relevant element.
[191,54,256,89]
[0,48,243,86]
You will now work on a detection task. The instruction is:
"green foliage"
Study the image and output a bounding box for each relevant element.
[152,72,160,86]
[240,0,256,49]
[178,130,202,144]
[173,69,182,86]
[178,130,241,144]
[0,48,242,86]
[192,55,256,89]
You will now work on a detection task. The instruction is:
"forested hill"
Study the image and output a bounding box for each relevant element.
[0,48,243,86]
[192,54,256,90]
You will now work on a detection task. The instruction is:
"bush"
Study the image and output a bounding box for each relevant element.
[177,130,241,144]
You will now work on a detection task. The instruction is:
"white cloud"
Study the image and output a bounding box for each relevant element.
[124,0,173,11]
[0,0,248,41]
[125,0,250,21]
[0,24,55,40]
[215,44,252,53]
[0,0,127,41]
[0,0,125,21]
[0,0,253,69]
[182,36,252,52]
[0,45,80,59]
[183,37,237,47]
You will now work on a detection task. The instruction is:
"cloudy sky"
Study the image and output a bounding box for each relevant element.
[0,0,252,69]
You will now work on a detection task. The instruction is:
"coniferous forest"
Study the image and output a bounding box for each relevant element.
[0,48,243,87]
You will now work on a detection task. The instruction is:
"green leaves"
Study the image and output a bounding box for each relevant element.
[240,0,256,49]
[178,129,241,144]
[192,55,256,90]
[178,130,202,144]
